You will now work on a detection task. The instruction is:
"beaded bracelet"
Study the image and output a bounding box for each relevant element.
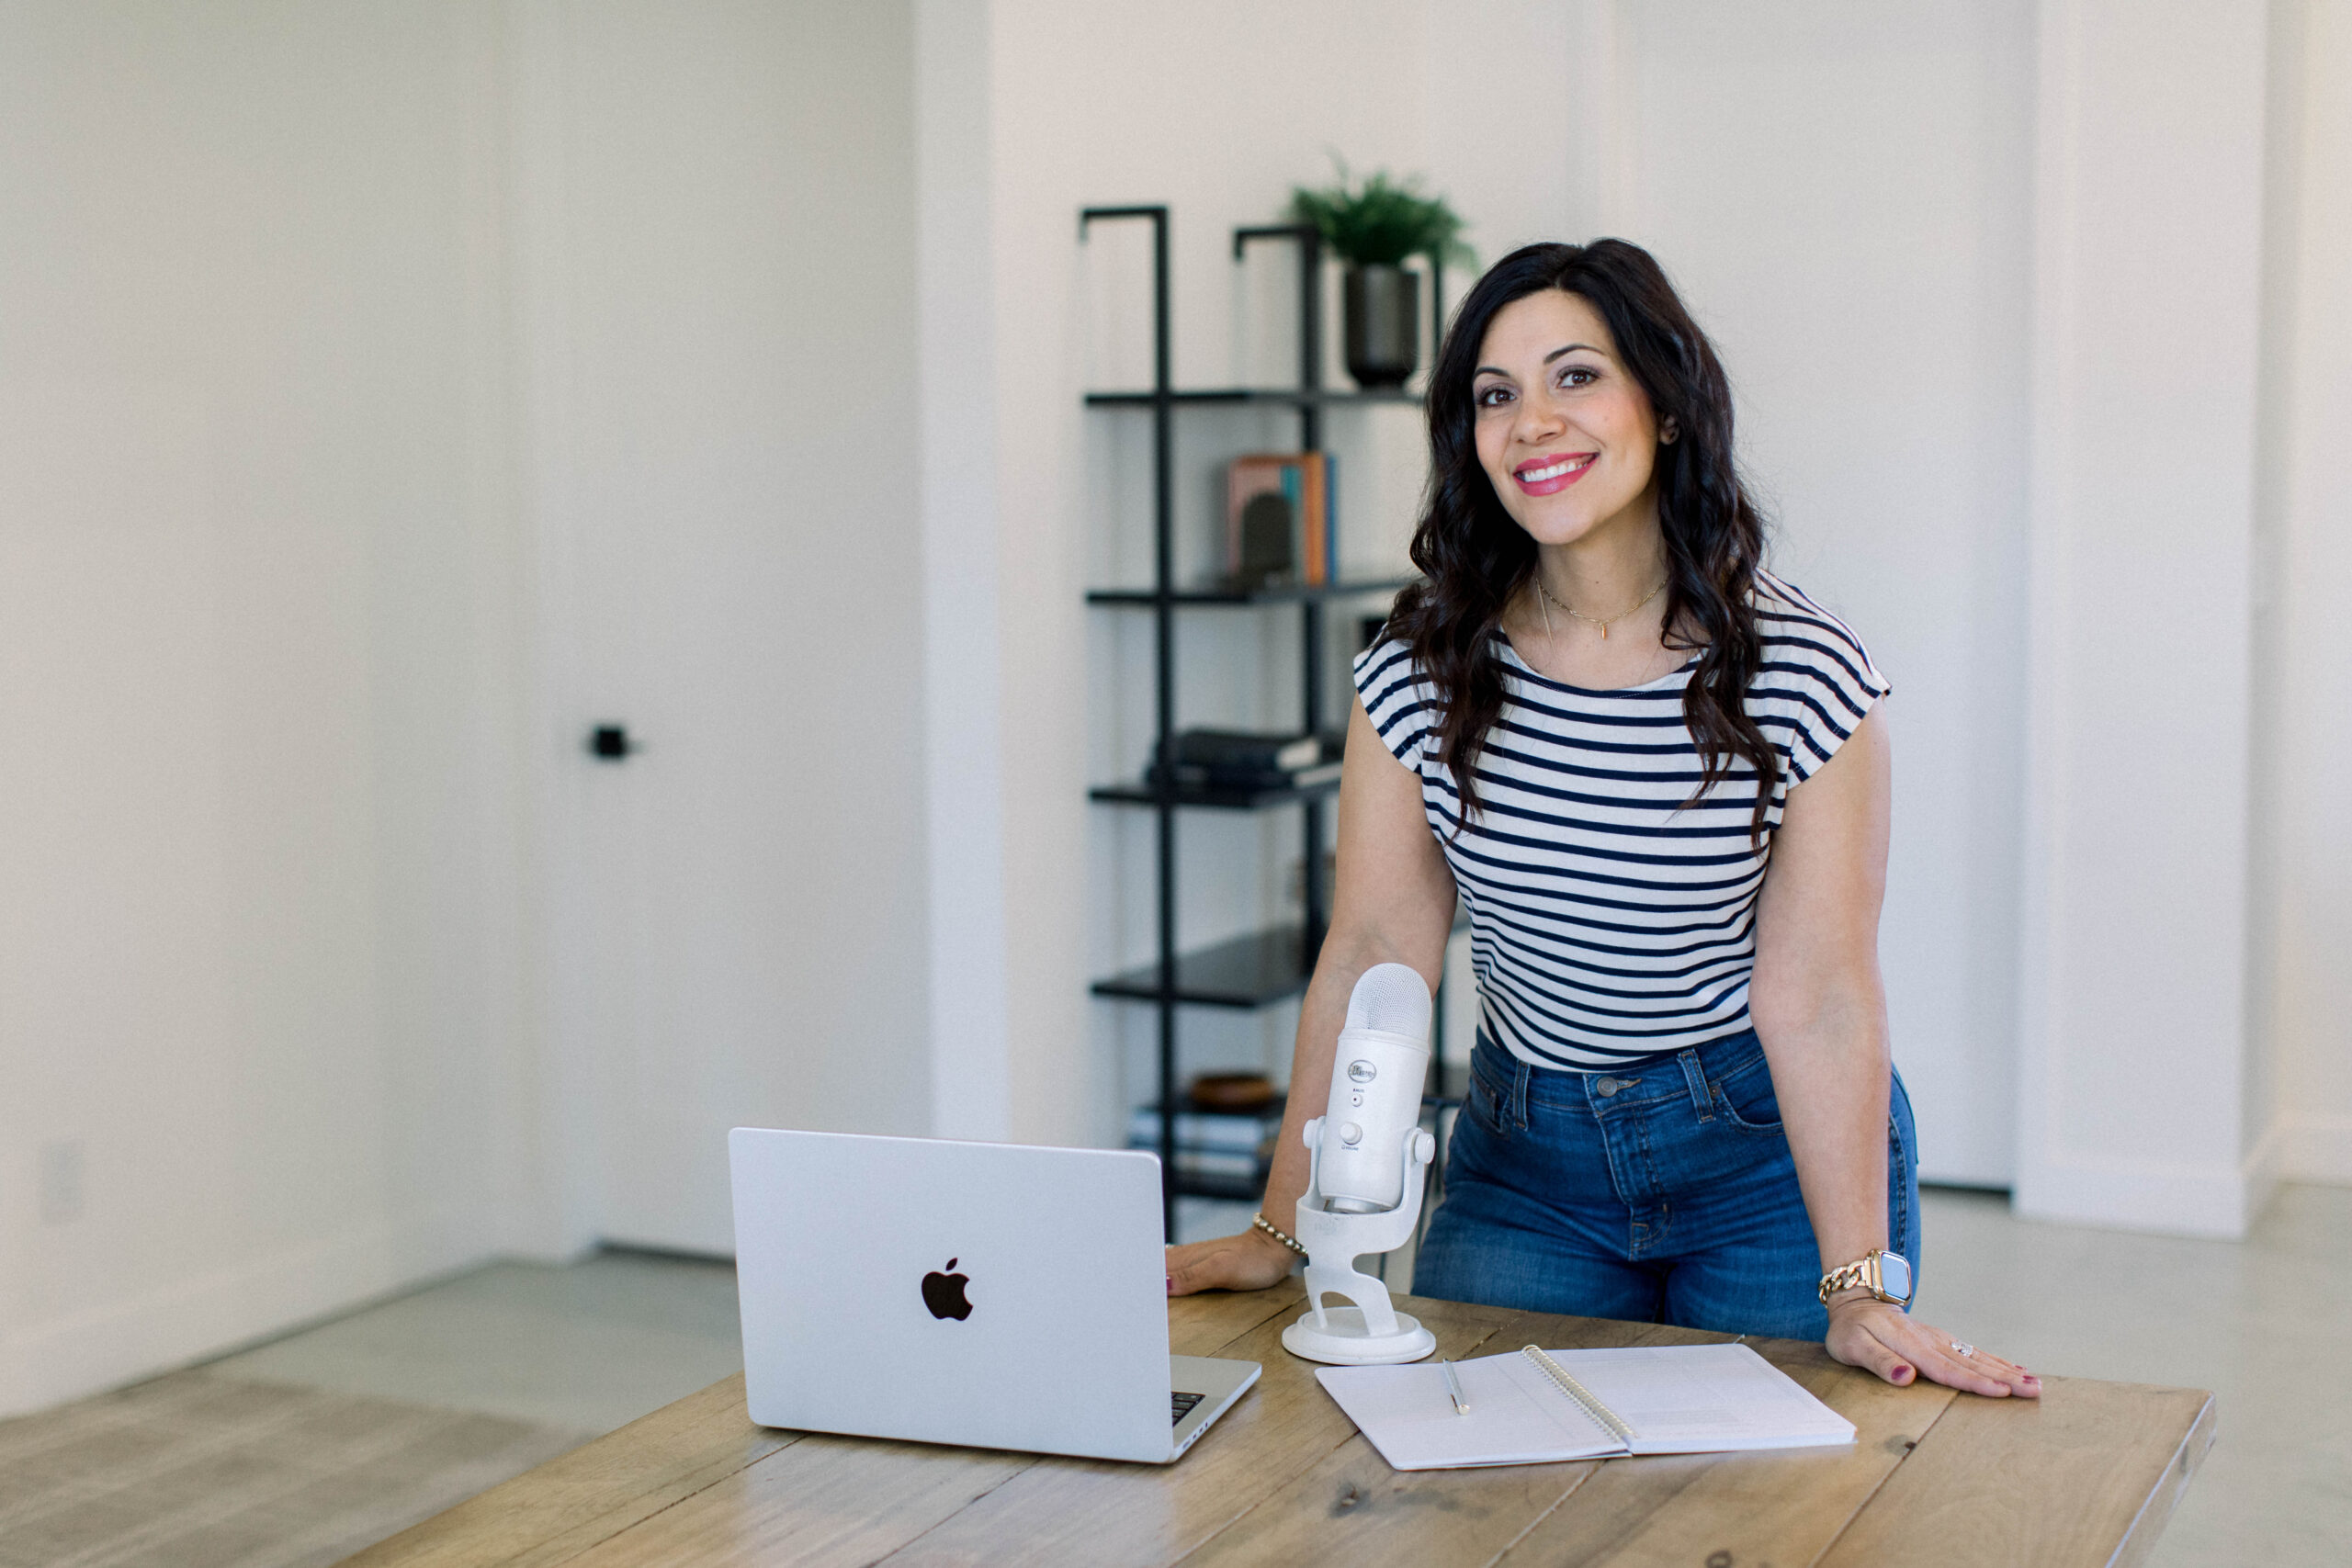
[1251,1212,1308,1258]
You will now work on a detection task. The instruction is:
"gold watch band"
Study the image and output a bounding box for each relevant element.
[1818,1254,1883,1304]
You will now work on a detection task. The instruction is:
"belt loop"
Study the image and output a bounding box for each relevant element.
[1678,1048,1714,1121]
[1509,1055,1531,1131]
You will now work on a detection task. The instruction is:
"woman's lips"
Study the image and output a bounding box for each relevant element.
[1512,452,1596,496]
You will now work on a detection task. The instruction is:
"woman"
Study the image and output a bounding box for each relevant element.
[1167,240,2034,1400]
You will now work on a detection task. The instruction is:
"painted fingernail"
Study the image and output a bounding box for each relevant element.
[1893,1365,1912,1382]
[1166,1275,1175,1294]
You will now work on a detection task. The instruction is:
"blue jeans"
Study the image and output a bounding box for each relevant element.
[1411,1030,1919,1340]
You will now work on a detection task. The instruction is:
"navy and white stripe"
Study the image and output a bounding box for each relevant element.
[1352,570,1888,1073]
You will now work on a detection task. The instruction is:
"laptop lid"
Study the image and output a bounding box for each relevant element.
[729,1128,1178,1463]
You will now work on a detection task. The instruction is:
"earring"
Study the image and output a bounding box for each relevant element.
[1659,418,1680,444]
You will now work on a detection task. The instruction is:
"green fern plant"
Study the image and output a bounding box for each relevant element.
[1288,164,1474,269]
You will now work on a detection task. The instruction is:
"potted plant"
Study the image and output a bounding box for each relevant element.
[1289,165,1474,389]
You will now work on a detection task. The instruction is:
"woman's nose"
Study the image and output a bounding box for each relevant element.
[1515,389,1566,442]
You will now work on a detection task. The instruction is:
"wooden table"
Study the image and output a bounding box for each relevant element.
[339,1280,2213,1568]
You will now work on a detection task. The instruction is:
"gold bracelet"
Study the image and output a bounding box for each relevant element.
[1251,1212,1307,1258]
[1817,1258,1870,1303]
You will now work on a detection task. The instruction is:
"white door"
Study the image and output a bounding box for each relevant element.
[520,1,930,1254]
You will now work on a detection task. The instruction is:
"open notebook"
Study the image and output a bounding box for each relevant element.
[1317,1344,1855,1471]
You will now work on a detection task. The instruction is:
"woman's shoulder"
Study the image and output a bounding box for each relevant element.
[1747,570,1889,782]
[1750,569,1884,691]
[1351,634,1422,694]
[1350,635,1438,766]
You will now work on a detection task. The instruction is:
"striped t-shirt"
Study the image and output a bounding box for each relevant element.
[1352,570,1888,1073]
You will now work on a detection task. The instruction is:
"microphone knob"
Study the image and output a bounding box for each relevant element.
[1339,1122,1363,1146]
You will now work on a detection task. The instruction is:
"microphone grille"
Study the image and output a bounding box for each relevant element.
[1345,962,1432,1041]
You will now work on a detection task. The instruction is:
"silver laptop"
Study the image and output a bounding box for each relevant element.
[728,1127,1261,1463]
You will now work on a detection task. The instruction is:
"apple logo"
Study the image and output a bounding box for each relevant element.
[921,1258,973,1321]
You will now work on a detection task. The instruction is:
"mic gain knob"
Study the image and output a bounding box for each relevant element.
[1339,1122,1363,1146]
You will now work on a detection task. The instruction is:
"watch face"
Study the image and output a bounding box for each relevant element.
[1879,1251,1914,1303]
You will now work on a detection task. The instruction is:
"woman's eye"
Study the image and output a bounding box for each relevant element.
[1557,367,1597,389]
[1476,385,1513,408]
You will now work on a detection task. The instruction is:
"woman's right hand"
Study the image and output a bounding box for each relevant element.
[1165,1226,1297,1296]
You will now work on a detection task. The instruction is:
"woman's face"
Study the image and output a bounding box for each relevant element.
[1471,288,1666,549]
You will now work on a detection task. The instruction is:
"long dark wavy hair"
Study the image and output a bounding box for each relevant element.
[1386,239,1778,839]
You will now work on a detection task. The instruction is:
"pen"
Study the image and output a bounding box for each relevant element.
[1442,1357,1470,1416]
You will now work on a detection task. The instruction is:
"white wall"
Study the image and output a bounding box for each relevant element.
[2016,0,2272,1236]
[0,3,528,1415]
[2256,0,2352,1186]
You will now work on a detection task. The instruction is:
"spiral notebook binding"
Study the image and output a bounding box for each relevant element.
[1521,1346,1635,1447]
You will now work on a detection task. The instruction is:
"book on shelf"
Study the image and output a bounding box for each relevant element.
[1145,760,1342,794]
[1225,452,1333,588]
[1144,728,1347,794]
[1125,1103,1284,1155]
[1159,728,1325,773]
[1148,1147,1264,1181]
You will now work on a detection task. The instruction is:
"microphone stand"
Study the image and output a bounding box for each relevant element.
[1279,1116,1440,1365]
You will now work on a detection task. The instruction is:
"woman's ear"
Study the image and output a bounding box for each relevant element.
[1659,416,1680,445]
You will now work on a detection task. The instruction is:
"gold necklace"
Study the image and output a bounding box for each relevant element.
[1535,575,1667,640]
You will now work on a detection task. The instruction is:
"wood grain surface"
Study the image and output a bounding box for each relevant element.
[335,1281,2211,1568]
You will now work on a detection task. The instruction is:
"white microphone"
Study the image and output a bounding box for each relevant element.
[1315,963,1434,1213]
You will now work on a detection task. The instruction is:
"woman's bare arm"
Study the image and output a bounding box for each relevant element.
[1750,704,2035,1397]
[1165,692,1457,1294]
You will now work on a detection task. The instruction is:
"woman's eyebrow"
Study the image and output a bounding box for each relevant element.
[1543,342,1601,365]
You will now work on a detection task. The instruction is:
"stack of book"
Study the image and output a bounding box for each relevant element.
[1126,1100,1284,1188]
[1146,728,1344,795]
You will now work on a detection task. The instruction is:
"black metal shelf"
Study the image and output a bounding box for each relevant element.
[1083,387,1423,408]
[1080,205,1444,1233]
[1165,1168,1272,1202]
[1089,775,1340,810]
[1092,923,1319,1010]
[1085,577,1411,607]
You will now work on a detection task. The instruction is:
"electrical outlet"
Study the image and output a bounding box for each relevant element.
[39,1139,84,1225]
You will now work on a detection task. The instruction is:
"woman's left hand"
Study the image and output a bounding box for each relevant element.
[1825,1298,2041,1398]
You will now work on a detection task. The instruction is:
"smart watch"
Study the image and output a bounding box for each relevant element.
[1817,1249,1915,1307]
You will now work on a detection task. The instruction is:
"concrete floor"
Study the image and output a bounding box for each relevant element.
[209,1187,2350,1566]
[207,1250,742,1435]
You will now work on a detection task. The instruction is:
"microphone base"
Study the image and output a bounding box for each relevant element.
[1283,1119,1441,1365]
[1282,1307,1436,1366]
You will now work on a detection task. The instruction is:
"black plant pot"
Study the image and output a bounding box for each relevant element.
[1344,264,1419,389]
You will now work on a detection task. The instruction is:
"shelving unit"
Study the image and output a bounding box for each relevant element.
[1079,205,1431,1230]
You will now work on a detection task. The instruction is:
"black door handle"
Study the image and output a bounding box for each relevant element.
[587,724,637,761]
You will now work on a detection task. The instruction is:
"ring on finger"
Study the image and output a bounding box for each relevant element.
[1950,1340,1974,1358]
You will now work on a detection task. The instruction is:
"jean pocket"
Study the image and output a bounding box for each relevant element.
[1464,1068,1513,1139]
[1709,1057,1785,1134]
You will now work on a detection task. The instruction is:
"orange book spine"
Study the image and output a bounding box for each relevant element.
[1302,453,1329,584]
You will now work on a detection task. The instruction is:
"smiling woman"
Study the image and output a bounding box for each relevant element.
[1167,241,2038,1405]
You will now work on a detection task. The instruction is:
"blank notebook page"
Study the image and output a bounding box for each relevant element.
[1550,1343,1854,1452]
[1315,1354,1623,1469]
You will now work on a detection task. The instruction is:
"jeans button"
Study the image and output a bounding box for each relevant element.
[1594,1077,1624,1097]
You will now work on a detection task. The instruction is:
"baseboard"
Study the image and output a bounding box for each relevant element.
[2015,1145,2275,1239]
[2282,1113,2352,1186]
[0,1210,494,1419]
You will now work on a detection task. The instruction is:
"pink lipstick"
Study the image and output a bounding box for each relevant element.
[1511,452,1596,496]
